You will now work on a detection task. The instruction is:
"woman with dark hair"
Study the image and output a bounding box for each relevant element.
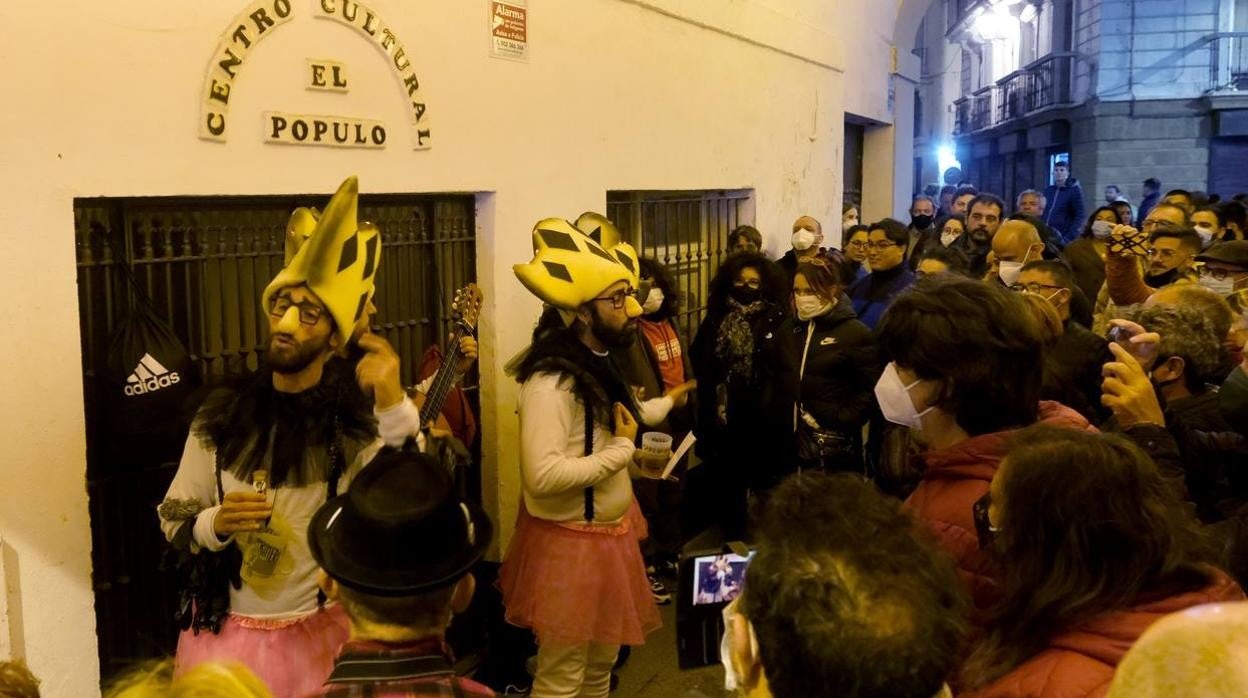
[841,224,870,282]
[1064,205,1120,309]
[1111,199,1134,227]
[616,257,696,585]
[690,252,797,539]
[961,426,1244,697]
[848,218,916,329]
[875,278,1095,610]
[789,254,879,473]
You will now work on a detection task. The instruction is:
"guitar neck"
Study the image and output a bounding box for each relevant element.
[419,324,469,426]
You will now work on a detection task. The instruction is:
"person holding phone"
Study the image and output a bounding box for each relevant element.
[157,177,440,697]
[503,213,661,698]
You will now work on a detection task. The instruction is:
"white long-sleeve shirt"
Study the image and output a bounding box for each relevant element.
[518,372,637,523]
[158,397,424,620]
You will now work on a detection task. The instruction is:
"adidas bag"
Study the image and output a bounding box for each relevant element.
[101,301,197,443]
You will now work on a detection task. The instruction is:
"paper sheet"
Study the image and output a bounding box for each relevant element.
[661,432,697,480]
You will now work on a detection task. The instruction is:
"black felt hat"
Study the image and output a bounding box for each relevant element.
[308,447,493,596]
[1197,240,1248,267]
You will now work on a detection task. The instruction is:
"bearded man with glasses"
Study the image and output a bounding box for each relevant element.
[156,177,473,696]
[1015,260,1113,423]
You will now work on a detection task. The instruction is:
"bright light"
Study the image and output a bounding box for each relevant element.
[974,4,1015,41]
[937,144,961,180]
[1019,4,1037,23]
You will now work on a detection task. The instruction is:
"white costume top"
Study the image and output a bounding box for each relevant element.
[518,372,637,523]
[159,396,424,620]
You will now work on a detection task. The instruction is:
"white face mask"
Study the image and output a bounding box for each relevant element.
[792,228,817,251]
[998,260,1025,287]
[1194,224,1216,248]
[642,287,664,314]
[1091,220,1115,239]
[941,230,960,247]
[843,215,859,228]
[794,294,832,321]
[1200,273,1236,296]
[721,600,759,693]
[873,362,936,429]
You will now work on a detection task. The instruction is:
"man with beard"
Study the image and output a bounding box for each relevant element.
[157,177,474,697]
[1105,203,1201,307]
[952,193,1006,278]
[500,213,660,697]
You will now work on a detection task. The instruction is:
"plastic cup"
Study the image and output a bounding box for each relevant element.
[639,432,673,478]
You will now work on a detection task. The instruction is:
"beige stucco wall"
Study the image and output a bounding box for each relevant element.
[0,1,902,694]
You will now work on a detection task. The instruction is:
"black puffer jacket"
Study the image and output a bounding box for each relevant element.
[791,297,880,434]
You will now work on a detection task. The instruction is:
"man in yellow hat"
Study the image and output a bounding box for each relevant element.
[156,177,471,697]
[499,213,661,697]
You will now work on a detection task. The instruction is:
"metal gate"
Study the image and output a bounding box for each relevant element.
[74,193,476,681]
[606,190,750,344]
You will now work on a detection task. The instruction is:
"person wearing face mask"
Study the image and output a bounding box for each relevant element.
[690,253,797,540]
[1195,240,1248,297]
[777,215,826,280]
[723,472,967,698]
[788,255,879,473]
[615,258,697,594]
[847,218,916,329]
[842,202,859,231]
[958,426,1242,698]
[985,217,1048,288]
[1191,205,1226,249]
[1064,206,1119,306]
[1107,307,1248,586]
[1103,205,1201,312]
[874,279,1095,613]
[906,194,939,260]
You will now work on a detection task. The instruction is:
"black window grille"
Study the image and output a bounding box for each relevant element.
[74,193,476,681]
[606,190,750,344]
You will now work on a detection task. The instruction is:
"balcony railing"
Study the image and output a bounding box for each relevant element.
[1210,33,1248,91]
[971,86,994,131]
[955,53,1076,135]
[953,97,972,135]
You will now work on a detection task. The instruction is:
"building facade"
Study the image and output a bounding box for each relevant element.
[0,1,930,694]
[914,0,1248,212]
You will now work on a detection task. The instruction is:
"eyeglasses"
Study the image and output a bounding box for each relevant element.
[867,241,899,250]
[592,288,639,309]
[1009,282,1064,294]
[846,240,870,250]
[1142,220,1179,232]
[1200,266,1248,281]
[1146,247,1182,259]
[269,294,327,325]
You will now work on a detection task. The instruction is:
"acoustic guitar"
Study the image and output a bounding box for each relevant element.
[409,284,483,435]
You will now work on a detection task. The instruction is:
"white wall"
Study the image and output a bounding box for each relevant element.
[0,1,913,694]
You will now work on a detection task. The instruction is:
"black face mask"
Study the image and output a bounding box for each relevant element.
[973,492,999,550]
[1146,268,1180,287]
[730,286,762,305]
[911,214,934,230]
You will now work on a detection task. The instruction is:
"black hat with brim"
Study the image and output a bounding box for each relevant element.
[308,447,493,596]
[1196,240,1248,267]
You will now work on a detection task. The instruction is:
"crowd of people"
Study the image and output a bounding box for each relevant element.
[6,165,1248,698]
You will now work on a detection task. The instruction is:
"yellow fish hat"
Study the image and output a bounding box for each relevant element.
[261,176,381,354]
[513,212,640,312]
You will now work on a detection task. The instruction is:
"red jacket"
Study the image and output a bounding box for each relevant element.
[903,402,1095,610]
[960,570,1245,698]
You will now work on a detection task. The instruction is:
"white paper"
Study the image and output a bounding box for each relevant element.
[661,432,696,480]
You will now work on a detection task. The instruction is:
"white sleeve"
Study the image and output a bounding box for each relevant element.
[519,374,635,495]
[636,396,675,427]
[159,431,232,553]
[375,398,427,452]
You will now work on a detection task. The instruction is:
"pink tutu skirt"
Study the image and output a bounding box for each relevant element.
[174,604,349,698]
[499,502,660,647]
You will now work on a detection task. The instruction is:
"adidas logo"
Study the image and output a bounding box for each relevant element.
[124,354,181,396]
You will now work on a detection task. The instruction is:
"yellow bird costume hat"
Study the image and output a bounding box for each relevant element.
[261,176,381,353]
[513,212,640,314]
